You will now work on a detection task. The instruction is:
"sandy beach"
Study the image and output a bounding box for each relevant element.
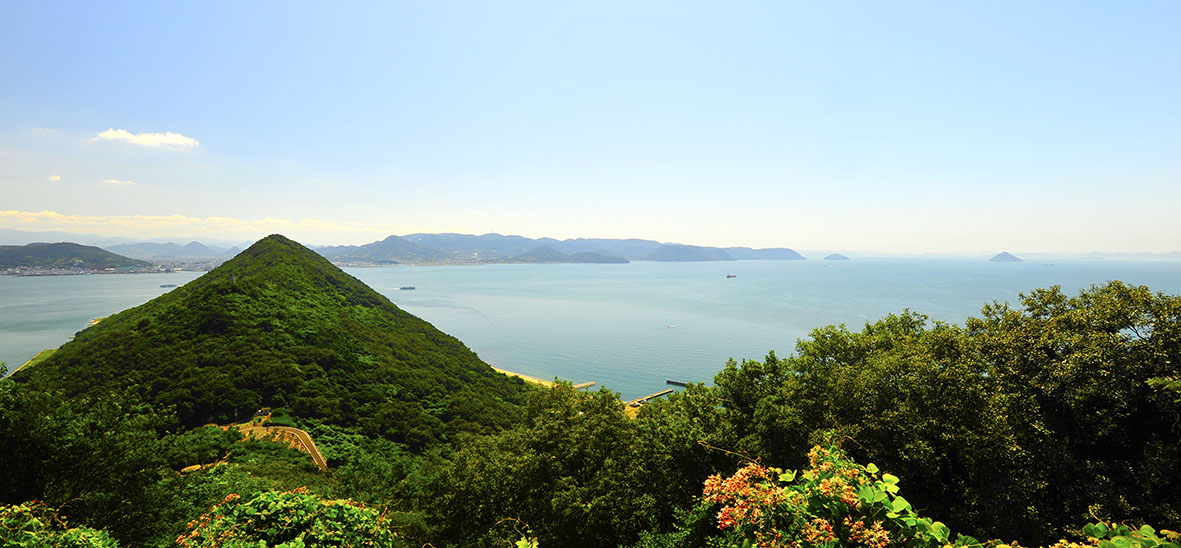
[491,366,554,387]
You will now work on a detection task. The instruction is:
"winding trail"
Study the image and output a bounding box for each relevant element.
[234,422,328,471]
[268,426,328,470]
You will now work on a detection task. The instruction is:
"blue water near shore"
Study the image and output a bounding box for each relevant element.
[3,259,1180,400]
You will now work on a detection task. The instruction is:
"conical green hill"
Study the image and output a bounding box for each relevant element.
[16,234,528,448]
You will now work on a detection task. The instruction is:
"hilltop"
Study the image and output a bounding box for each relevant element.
[14,234,529,448]
[0,242,152,272]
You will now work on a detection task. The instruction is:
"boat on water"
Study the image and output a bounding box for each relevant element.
[399,286,416,290]
[725,274,736,278]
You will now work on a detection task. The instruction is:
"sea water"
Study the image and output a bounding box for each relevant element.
[355,259,1181,400]
[3,260,1180,400]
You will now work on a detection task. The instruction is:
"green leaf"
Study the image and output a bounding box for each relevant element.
[779,470,797,482]
[933,521,951,542]
[891,495,912,513]
[955,533,982,547]
[882,473,900,485]
[866,463,879,474]
[1141,525,1157,537]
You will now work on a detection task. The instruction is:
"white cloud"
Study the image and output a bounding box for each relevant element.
[101,178,136,185]
[93,128,199,150]
[0,210,419,243]
[45,175,61,181]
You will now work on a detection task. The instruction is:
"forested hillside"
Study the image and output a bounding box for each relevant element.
[0,241,152,270]
[2,249,1178,547]
[13,234,529,446]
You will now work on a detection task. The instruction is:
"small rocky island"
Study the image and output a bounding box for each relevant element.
[823,253,850,261]
[990,251,1023,262]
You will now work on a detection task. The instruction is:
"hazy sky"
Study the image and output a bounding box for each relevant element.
[1,1,1178,253]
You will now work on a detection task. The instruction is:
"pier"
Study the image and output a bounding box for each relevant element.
[625,388,675,408]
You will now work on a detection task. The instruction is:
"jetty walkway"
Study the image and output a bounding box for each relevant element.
[625,388,675,407]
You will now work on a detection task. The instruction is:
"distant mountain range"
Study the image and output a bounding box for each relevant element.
[105,241,241,260]
[0,228,248,249]
[494,245,629,264]
[317,235,450,264]
[5,228,1177,265]
[325,233,807,264]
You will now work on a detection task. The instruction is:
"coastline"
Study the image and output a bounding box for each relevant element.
[491,366,554,387]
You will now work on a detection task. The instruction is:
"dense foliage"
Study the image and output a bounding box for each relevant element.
[175,488,400,548]
[0,501,120,548]
[728,281,1181,542]
[14,235,530,447]
[2,239,1178,548]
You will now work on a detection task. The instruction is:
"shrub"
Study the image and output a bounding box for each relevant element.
[699,443,1181,548]
[175,487,402,548]
[0,500,119,548]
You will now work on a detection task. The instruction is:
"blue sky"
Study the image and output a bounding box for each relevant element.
[1,1,1178,253]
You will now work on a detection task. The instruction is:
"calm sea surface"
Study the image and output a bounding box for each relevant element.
[3,260,1180,400]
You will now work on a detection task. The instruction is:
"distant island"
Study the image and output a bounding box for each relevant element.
[318,232,807,265]
[0,242,156,275]
[316,235,450,264]
[494,245,628,264]
[990,251,1023,262]
[644,244,735,262]
[0,230,814,271]
[824,253,850,261]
